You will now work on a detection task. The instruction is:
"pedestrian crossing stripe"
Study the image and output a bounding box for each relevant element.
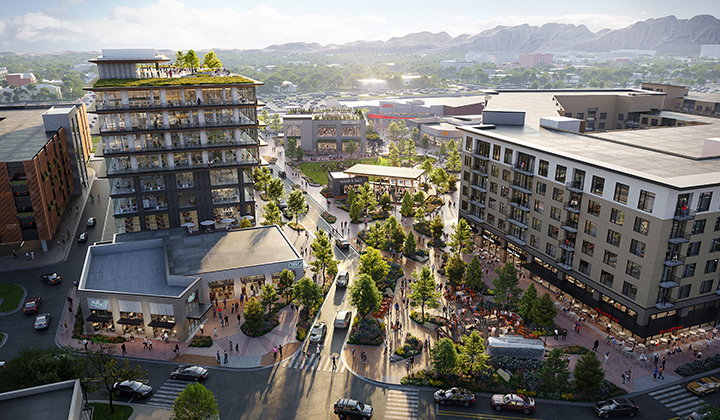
[437,410,542,419]
[385,389,419,420]
[147,379,190,409]
[281,353,346,372]
[649,384,704,417]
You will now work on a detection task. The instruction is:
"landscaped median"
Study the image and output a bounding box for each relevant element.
[0,284,24,313]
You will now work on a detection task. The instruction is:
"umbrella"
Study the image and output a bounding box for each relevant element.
[221,218,235,224]
[181,222,195,228]
[241,215,255,221]
[200,220,215,226]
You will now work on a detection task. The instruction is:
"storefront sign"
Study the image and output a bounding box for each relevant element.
[659,325,684,334]
[288,260,303,269]
[89,298,110,310]
[595,307,618,323]
[188,292,196,303]
[381,104,394,108]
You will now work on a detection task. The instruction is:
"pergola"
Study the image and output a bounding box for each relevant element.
[343,164,425,201]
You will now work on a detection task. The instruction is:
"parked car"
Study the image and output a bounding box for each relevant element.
[112,380,152,398]
[593,397,639,418]
[334,310,352,328]
[491,394,535,414]
[333,398,373,419]
[77,232,88,242]
[688,377,720,396]
[40,272,62,285]
[34,313,51,330]
[278,170,287,178]
[434,387,476,406]
[335,238,350,250]
[87,217,97,227]
[23,297,41,314]
[170,365,208,381]
[309,321,327,344]
[335,271,349,287]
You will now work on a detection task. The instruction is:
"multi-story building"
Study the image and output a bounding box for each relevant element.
[283,109,366,154]
[86,49,265,233]
[6,72,37,87]
[518,53,553,68]
[0,105,91,248]
[459,88,720,340]
[700,45,720,59]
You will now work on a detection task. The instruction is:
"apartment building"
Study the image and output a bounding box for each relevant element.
[86,49,265,233]
[6,72,36,87]
[283,109,366,153]
[459,89,720,340]
[518,53,553,68]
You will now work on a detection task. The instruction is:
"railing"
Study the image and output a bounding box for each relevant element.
[664,253,686,267]
[673,208,696,221]
[103,138,259,156]
[668,231,691,244]
[107,157,260,176]
[563,200,581,213]
[512,161,534,176]
[561,221,578,232]
[470,166,488,176]
[509,198,530,212]
[566,180,584,192]
[659,274,681,288]
[472,149,490,159]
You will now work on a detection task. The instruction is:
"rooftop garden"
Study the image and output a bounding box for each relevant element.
[93,74,256,88]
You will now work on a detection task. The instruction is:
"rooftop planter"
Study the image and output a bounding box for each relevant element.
[93,75,255,88]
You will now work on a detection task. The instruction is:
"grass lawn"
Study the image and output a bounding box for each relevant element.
[297,155,435,185]
[0,333,4,342]
[89,403,134,420]
[91,135,101,154]
[0,284,24,312]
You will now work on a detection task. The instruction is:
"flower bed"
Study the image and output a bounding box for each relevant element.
[371,209,390,220]
[288,222,306,231]
[262,156,277,164]
[413,223,431,237]
[348,316,385,346]
[321,211,337,224]
[320,186,334,197]
[241,315,280,337]
[189,335,213,347]
[394,333,423,359]
[372,297,394,318]
[676,353,720,377]
[409,310,447,327]
[425,196,445,213]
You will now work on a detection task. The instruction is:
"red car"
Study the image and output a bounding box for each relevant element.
[491,394,535,414]
[23,297,42,314]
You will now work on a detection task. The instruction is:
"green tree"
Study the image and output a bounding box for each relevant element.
[345,140,358,156]
[458,331,490,376]
[465,256,484,292]
[430,168,448,194]
[202,50,222,69]
[310,230,338,287]
[517,282,538,324]
[420,159,434,183]
[446,173,458,192]
[448,218,472,254]
[266,178,284,204]
[292,277,323,314]
[261,201,283,226]
[411,127,420,142]
[413,190,426,205]
[438,143,447,156]
[239,218,253,228]
[388,142,401,167]
[409,265,441,321]
[259,108,269,123]
[429,215,444,242]
[349,273,383,317]
[175,50,185,67]
[0,346,83,393]
[431,338,458,374]
[445,252,466,286]
[365,221,385,249]
[404,138,417,161]
[492,262,523,310]
[349,199,362,222]
[185,49,200,69]
[260,283,279,315]
[347,188,357,208]
[269,113,282,133]
[253,167,272,195]
[400,191,414,217]
[379,191,392,212]
[386,216,405,250]
[573,351,605,393]
[421,133,430,148]
[358,183,376,215]
[539,348,571,393]
[286,137,297,157]
[276,269,295,302]
[171,382,219,420]
[358,247,389,284]
[243,297,264,330]
[403,231,417,257]
[447,148,461,172]
[286,189,307,225]
[531,293,558,332]
[414,204,427,228]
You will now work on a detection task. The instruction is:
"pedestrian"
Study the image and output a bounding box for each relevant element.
[229,339,233,351]
[273,347,277,359]
[30,251,34,260]
[654,353,659,366]
[662,356,666,370]
[64,321,68,333]
[332,355,337,371]
[235,343,239,353]
[214,327,218,337]
[406,359,410,372]
[216,351,221,364]
[622,372,627,384]
[604,351,610,363]
[554,329,558,340]
[224,315,228,325]
[174,344,180,355]
[592,339,599,352]
[148,339,153,350]
[220,318,224,327]
[316,346,321,358]
[237,313,241,324]
[279,344,283,358]
[352,347,355,358]
[83,339,88,351]
[562,329,567,340]
[659,366,664,380]
[626,368,632,381]
[200,326,204,335]
[714,327,718,339]
[224,350,228,364]
[25,252,29,260]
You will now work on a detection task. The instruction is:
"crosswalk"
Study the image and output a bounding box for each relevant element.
[649,384,704,418]
[384,388,419,420]
[280,352,347,373]
[146,379,188,408]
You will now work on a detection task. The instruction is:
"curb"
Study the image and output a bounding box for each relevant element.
[0,332,8,349]
[0,284,27,316]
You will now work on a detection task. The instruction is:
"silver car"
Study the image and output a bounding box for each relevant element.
[34,313,50,330]
[309,321,327,344]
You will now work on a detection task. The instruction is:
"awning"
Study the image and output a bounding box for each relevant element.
[116,318,143,325]
[86,314,113,323]
[148,320,176,329]
[186,303,212,320]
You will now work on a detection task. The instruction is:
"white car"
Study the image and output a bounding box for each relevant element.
[334,310,352,328]
[34,313,50,330]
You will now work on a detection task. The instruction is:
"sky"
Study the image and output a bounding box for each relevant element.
[0,0,717,53]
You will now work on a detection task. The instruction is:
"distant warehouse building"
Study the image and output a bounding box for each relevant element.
[283,109,366,154]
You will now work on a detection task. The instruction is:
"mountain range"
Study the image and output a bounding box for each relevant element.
[259,14,720,56]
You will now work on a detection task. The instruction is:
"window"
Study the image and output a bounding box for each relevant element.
[577,112,584,119]
[546,243,556,257]
[534,200,544,214]
[500,186,510,198]
[498,219,506,231]
[641,117,648,125]
[532,218,542,231]
[618,113,624,121]
[606,230,622,247]
[504,148,513,164]
[502,170,511,181]
[700,279,714,294]
[538,160,549,177]
[581,241,595,257]
[609,209,625,226]
[550,206,562,221]
[579,260,591,275]
[599,112,607,119]
[626,261,642,279]
[638,190,655,213]
[678,284,691,299]
[711,238,720,253]
[552,188,564,202]
[603,250,618,267]
[587,200,601,217]
[536,182,547,195]
[629,239,646,258]
[598,122,606,130]
[697,192,713,212]
[715,217,720,231]
[692,219,707,235]
[530,235,539,249]
[491,165,499,177]
[493,145,501,160]
[705,258,718,274]
[489,182,498,194]
[555,165,567,183]
[488,198,496,210]
[622,281,638,300]
[499,202,507,215]
[633,217,650,236]
[600,271,614,287]
[585,220,597,237]
[548,225,559,240]
[687,241,701,257]
[613,183,629,204]
[682,263,696,278]
[487,214,495,225]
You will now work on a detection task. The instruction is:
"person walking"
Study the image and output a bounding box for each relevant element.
[63,321,68,334]
[143,338,148,349]
[592,339,599,352]
[654,353,659,367]
[273,347,277,360]
[662,357,667,370]
[554,329,558,340]
[653,367,658,381]
[622,372,627,384]
[331,356,337,372]
[562,329,567,340]
[12,250,18,259]
[148,339,153,351]
[229,339,233,352]
[224,350,228,364]
[604,351,610,363]
[121,343,127,355]
[279,344,283,358]
[216,351,221,364]
[174,344,180,355]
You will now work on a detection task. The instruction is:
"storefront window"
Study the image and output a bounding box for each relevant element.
[209,279,235,301]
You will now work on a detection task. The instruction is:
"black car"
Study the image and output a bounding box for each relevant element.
[112,380,152,398]
[170,365,209,381]
[278,170,287,178]
[593,397,639,418]
[334,398,373,419]
[40,272,62,285]
[434,387,476,407]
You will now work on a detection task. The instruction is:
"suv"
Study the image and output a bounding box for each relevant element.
[335,271,349,288]
[334,310,352,328]
[335,238,350,250]
[333,398,373,419]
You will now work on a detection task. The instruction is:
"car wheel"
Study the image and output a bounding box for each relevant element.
[464,401,470,407]
[495,405,502,411]
[439,400,446,405]
[628,411,635,417]
[523,408,530,414]
[603,414,610,419]
[171,375,177,379]
[194,377,199,382]
[136,393,143,398]
[338,415,345,419]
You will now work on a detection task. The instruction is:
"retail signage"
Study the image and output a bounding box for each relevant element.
[288,260,303,269]
[658,325,684,334]
[89,298,110,310]
[381,104,394,108]
[188,292,196,303]
[595,307,618,323]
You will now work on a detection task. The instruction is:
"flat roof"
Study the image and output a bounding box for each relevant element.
[344,95,484,109]
[344,164,425,180]
[0,109,54,162]
[0,380,76,419]
[90,74,257,89]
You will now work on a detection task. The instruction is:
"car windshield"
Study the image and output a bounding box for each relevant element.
[25,302,35,307]
[128,382,143,391]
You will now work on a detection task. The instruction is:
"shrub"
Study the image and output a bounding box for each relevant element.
[321,211,337,224]
[241,314,279,337]
[562,344,590,355]
[296,327,307,341]
[394,333,423,358]
[675,354,720,377]
[348,316,385,346]
[409,310,446,326]
[189,335,213,347]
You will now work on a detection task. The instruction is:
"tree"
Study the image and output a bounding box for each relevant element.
[447,148,461,172]
[358,182,376,215]
[266,178,284,204]
[347,188,357,208]
[404,138,417,161]
[310,230,337,287]
[286,189,307,226]
[400,191,414,217]
[269,113,282,133]
[378,191,392,212]
[413,190,426,205]
[492,262,523,310]
[358,247,389,284]
[429,215,444,242]
[465,256,484,292]
[409,266,441,321]
[0,346,83,393]
[573,351,605,393]
[438,143,447,156]
[239,218,253,228]
[175,50,185,67]
[403,231,417,257]
[243,297,264,330]
[253,167,272,195]
[286,137,297,157]
[531,293,558,331]
[202,51,222,69]
[445,252,466,286]
[260,283,279,315]
[365,221,385,248]
[185,49,200,69]
[349,273,383,317]
[386,216,405,251]
[345,140,358,156]
[517,282,538,324]
[349,199,362,222]
[262,201,283,226]
[420,159,434,183]
[446,173,458,192]
[431,338,458,374]
[421,133,430,148]
[292,277,323,314]
[81,340,147,413]
[171,382,219,420]
[276,269,295,302]
[388,142,401,167]
[448,218,472,254]
[414,204,427,228]
[411,127,420,143]
[539,348,571,393]
[430,168,448,194]
[458,331,490,376]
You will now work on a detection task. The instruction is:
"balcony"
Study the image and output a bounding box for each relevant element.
[511,162,534,177]
[506,233,526,246]
[508,199,530,212]
[668,231,690,244]
[563,200,581,214]
[469,184,487,194]
[625,120,639,127]
[663,253,685,267]
[566,180,584,194]
[107,157,260,176]
[561,221,578,233]
[655,295,676,310]
[556,258,573,271]
[510,182,532,195]
[470,166,488,177]
[103,138,259,156]
[673,208,696,221]
[95,97,259,112]
[469,197,485,208]
[559,240,576,252]
[507,217,528,230]
[659,274,680,289]
[99,118,257,136]
[464,212,485,225]
[471,150,490,160]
